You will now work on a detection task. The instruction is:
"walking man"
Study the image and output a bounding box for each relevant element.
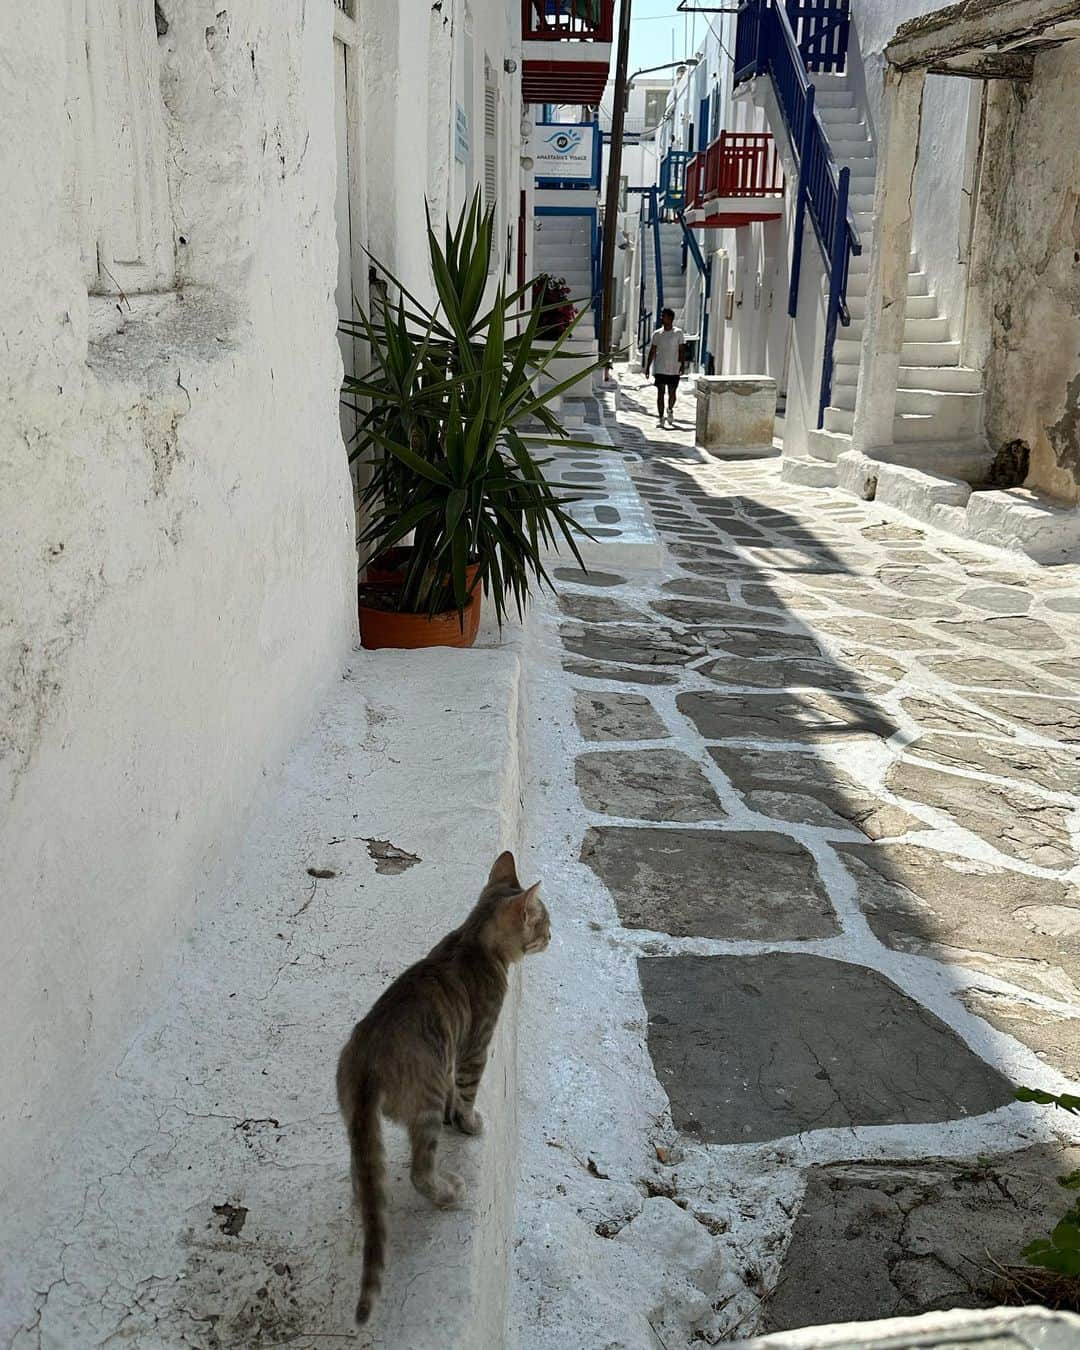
[644,308,687,428]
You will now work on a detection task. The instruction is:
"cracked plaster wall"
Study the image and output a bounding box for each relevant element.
[983,43,1080,504]
[0,1,355,1197]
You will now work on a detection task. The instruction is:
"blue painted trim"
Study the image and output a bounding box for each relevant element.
[818,164,851,429]
[787,82,815,319]
[649,188,664,315]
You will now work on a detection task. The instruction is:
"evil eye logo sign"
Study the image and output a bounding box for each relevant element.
[544,128,583,157]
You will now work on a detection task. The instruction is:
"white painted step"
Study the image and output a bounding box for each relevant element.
[815,91,855,108]
[830,385,982,419]
[824,400,981,441]
[781,455,839,487]
[807,427,851,463]
[847,292,937,321]
[846,269,930,299]
[842,314,951,343]
[835,338,962,367]
[850,248,917,275]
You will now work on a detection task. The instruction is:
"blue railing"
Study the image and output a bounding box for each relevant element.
[659,150,692,214]
[734,0,860,427]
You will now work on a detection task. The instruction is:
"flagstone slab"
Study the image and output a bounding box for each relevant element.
[957,586,1032,614]
[847,592,961,620]
[563,660,679,687]
[557,594,648,624]
[1040,659,1080,687]
[560,622,705,667]
[934,616,1066,652]
[668,542,737,561]
[651,599,788,628]
[1044,594,1080,614]
[660,577,732,601]
[885,761,1075,869]
[761,1147,1080,1333]
[831,647,909,681]
[834,840,1080,1000]
[580,826,836,939]
[815,616,956,651]
[876,565,963,596]
[700,656,887,698]
[640,954,1013,1145]
[957,986,1080,1076]
[908,732,1080,794]
[899,696,1014,737]
[678,690,898,744]
[921,654,1072,696]
[573,692,669,743]
[962,692,1080,742]
[862,523,926,541]
[703,629,826,661]
[575,749,725,821]
[553,567,627,588]
[710,746,929,840]
[740,584,828,612]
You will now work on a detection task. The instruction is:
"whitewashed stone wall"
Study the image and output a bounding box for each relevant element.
[984,42,1080,503]
[0,1,355,1193]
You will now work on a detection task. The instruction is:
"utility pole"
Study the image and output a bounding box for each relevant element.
[598,0,632,377]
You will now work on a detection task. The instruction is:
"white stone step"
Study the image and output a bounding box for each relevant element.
[817,106,864,125]
[850,248,916,274]
[807,428,851,462]
[842,314,951,343]
[780,455,839,487]
[847,292,937,321]
[830,385,982,421]
[846,269,929,299]
[897,364,982,393]
[850,193,875,212]
[815,90,855,108]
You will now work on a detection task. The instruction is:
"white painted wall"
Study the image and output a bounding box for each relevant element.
[0,1,357,1195]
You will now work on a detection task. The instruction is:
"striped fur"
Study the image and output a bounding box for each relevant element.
[336,852,550,1325]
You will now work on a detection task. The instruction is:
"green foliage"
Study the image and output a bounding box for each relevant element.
[1014,1086,1080,1276]
[341,190,606,624]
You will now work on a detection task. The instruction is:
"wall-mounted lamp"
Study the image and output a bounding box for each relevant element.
[504,57,518,73]
[521,155,535,171]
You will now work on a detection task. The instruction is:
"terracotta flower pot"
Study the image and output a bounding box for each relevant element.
[365,547,414,585]
[359,554,483,647]
[358,580,482,651]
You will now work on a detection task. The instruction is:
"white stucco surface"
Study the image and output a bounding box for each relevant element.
[0,636,526,1348]
[1,3,355,1198]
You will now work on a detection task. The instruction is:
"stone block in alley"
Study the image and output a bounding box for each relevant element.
[761,1145,1080,1334]
[695,376,779,458]
[640,954,1014,1145]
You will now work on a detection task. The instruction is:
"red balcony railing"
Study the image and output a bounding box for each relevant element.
[689,131,784,208]
[522,0,615,43]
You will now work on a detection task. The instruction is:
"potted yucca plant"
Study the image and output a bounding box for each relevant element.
[341,193,605,650]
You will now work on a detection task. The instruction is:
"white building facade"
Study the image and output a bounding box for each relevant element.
[1,0,610,1197]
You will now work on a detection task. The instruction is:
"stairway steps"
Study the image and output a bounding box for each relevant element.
[835,338,962,367]
[846,269,929,299]
[898,364,982,393]
[847,292,938,321]
[829,385,982,417]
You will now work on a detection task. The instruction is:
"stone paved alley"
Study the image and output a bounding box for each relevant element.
[511,372,1080,1347]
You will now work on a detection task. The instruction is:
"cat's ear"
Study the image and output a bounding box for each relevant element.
[488,851,520,888]
[509,883,542,926]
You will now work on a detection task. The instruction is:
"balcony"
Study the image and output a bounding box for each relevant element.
[521,0,614,105]
[685,131,785,228]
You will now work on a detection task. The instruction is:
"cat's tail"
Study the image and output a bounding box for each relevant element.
[348,1085,387,1325]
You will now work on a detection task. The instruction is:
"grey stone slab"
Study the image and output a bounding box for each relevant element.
[561,622,705,667]
[641,954,1014,1145]
[668,542,737,561]
[831,646,910,681]
[553,567,627,588]
[741,584,828,612]
[886,760,1075,869]
[678,689,899,744]
[557,594,648,624]
[847,593,961,620]
[700,655,887,697]
[879,548,950,565]
[861,523,926,541]
[876,565,964,597]
[958,586,1032,614]
[651,599,787,628]
[921,654,1074,696]
[962,691,1080,743]
[834,840,1080,1000]
[704,629,826,661]
[934,616,1066,652]
[900,696,1017,737]
[660,577,731,601]
[580,826,836,939]
[1040,659,1080,687]
[762,1146,1080,1334]
[816,616,956,651]
[594,505,621,524]
[1045,594,1080,614]
[563,660,679,687]
[710,746,930,841]
[574,692,669,743]
[575,749,725,821]
[909,732,1080,794]
[958,986,1080,1076]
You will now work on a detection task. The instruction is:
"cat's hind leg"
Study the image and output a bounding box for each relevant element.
[409,1094,465,1207]
[449,1045,486,1136]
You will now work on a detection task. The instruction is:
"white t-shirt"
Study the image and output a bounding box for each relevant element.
[651,326,685,376]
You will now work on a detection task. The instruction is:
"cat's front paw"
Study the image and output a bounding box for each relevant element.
[433,1172,466,1207]
[453,1106,484,1137]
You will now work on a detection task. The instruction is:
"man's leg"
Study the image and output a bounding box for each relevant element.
[668,380,678,419]
[656,382,665,421]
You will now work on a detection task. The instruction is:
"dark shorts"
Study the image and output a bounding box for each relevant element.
[654,373,680,391]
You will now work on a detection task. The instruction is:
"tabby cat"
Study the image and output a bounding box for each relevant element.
[336,851,550,1325]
